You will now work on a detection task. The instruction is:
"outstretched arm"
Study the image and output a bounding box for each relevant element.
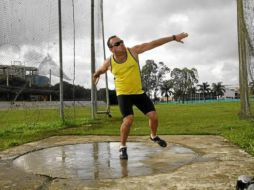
[130,32,188,55]
[93,58,110,85]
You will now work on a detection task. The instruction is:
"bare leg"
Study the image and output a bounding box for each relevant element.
[147,111,167,147]
[146,111,158,137]
[120,115,134,146]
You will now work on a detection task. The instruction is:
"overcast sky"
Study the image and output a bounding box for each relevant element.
[0,0,239,89]
[102,0,239,88]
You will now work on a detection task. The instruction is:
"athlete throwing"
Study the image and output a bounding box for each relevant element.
[93,33,188,159]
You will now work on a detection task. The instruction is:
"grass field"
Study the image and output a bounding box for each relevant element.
[0,102,254,156]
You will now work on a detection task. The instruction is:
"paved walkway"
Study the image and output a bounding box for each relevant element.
[0,135,254,190]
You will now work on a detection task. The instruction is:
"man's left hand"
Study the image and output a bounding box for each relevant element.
[175,32,188,43]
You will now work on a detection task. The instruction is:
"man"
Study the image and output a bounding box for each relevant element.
[93,32,188,159]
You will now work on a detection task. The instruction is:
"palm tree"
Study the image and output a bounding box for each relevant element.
[187,86,197,101]
[198,82,211,100]
[212,82,226,99]
[160,80,173,103]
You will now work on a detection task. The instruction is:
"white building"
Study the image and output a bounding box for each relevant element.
[222,84,240,99]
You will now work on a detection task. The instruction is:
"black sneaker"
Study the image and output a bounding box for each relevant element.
[119,147,128,160]
[150,136,167,147]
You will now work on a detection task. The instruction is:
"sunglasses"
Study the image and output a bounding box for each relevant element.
[111,40,124,47]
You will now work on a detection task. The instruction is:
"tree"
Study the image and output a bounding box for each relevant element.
[171,67,198,103]
[141,60,170,100]
[160,80,173,103]
[52,82,90,101]
[198,82,211,100]
[154,62,170,101]
[212,82,226,99]
[141,60,157,98]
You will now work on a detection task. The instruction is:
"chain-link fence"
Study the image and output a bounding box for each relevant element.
[0,0,107,128]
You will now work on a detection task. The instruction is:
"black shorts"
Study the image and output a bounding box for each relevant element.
[117,93,155,118]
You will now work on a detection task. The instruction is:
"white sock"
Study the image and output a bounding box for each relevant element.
[119,145,127,149]
[150,134,157,139]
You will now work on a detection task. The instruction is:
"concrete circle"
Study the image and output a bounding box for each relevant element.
[13,142,198,180]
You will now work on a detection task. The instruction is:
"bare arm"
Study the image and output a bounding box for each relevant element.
[130,32,188,55]
[93,58,111,84]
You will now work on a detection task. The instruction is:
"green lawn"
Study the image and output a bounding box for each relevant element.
[0,102,254,156]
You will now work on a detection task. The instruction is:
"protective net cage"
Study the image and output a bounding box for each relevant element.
[238,0,254,117]
[0,0,107,131]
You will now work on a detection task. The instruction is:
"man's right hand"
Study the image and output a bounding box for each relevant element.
[93,73,100,85]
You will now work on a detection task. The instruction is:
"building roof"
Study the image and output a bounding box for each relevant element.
[0,65,37,71]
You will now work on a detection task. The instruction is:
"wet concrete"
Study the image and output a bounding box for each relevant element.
[0,135,254,189]
[13,142,198,180]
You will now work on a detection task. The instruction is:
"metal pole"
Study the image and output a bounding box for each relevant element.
[101,0,110,115]
[6,69,9,87]
[91,0,96,119]
[72,0,76,118]
[49,69,52,102]
[58,0,64,121]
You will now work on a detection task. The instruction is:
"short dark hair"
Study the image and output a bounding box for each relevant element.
[107,35,117,48]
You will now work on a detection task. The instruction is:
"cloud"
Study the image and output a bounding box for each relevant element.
[103,0,239,86]
[38,54,70,80]
[0,0,241,88]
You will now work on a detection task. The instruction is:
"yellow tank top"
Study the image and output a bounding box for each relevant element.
[111,48,144,96]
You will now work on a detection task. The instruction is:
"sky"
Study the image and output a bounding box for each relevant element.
[0,0,240,89]
[103,0,239,89]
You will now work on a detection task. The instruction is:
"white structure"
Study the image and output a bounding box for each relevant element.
[0,64,38,87]
[222,84,240,99]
